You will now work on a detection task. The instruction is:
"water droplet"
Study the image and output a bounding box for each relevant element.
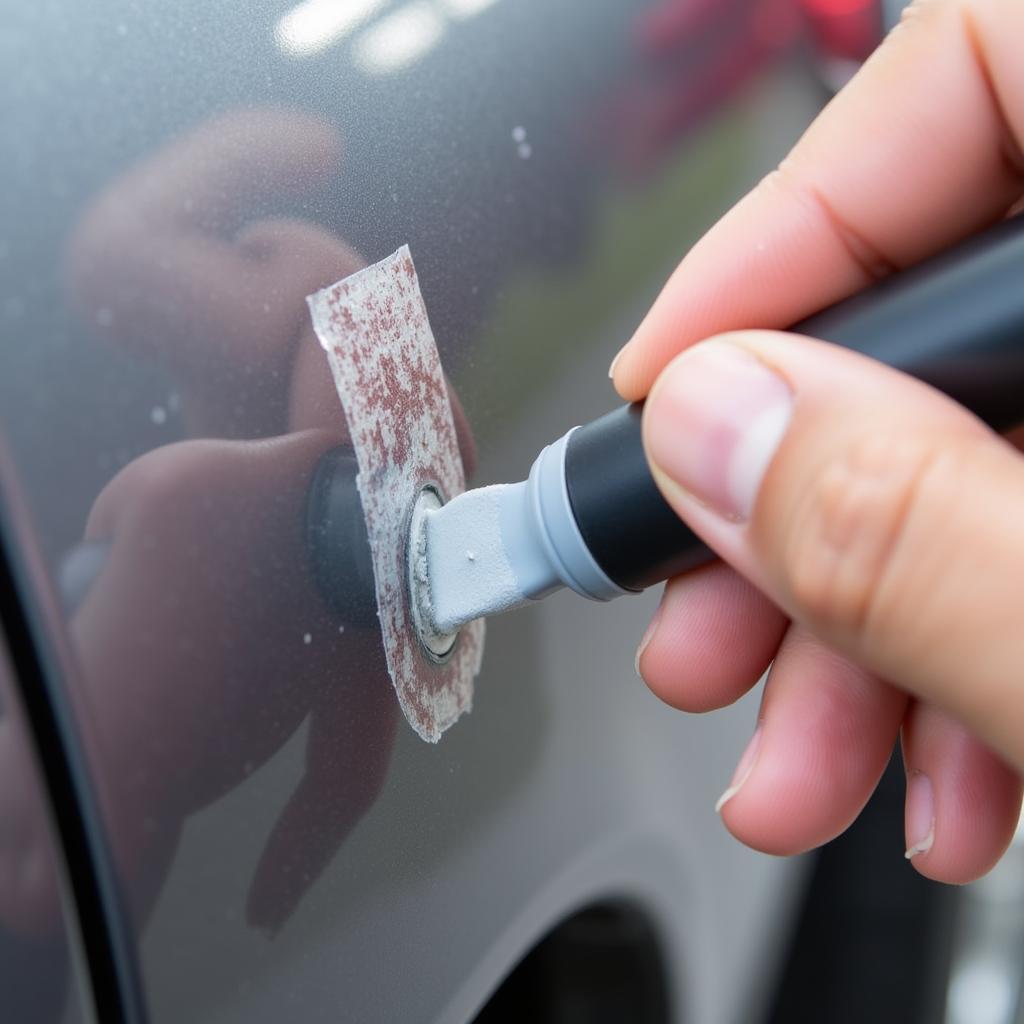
[150,405,167,425]
[303,632,312,645]
[512,125,526,143]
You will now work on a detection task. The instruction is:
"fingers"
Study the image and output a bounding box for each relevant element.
[714,626,1023,882]
[636,561,786,712]
[66,110,352,436]
[614,0,1024,875]
[77,430,342,811]
[641,330,1024,768]
[76,108,341,237]
[717,626,907,855]
[612,0,1024,400]
[901,701,1022,884]
[246,650,397,934]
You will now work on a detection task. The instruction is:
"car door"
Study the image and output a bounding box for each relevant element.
[1,2,835,1021]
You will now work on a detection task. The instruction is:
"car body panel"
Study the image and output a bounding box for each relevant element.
[1,2,826,1020]
[0,625,96,1023]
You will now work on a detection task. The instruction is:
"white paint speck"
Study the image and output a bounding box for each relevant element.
[466,550,476,562]
[517,142,532,160]
[904,824,934,859]
[303,632,312,645]
[512,125,526,143]
[150,405,167,425]
[338,624,346,634]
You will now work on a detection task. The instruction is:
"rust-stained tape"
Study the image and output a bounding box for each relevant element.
[307,246,483,742]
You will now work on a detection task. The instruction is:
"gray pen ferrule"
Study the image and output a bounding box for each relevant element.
[516,429,628,603]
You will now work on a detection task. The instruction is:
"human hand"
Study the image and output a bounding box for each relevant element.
[612,0,1024,883]
[66,108,360,439]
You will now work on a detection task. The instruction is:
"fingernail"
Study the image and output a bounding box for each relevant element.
[645,341,793,521]
[633,601,663,678]
[608,345,626,380]
[715,725,762,813]
[904,771,935,859]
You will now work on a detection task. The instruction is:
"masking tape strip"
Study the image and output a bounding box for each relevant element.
[307,246,483,742]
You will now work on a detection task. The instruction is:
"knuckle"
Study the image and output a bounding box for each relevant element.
[784,435,944,638]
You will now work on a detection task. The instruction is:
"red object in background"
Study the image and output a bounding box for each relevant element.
[595,0,882,181]
[597,0,802,180]
[635,0,725,54]
[801,0,882,63]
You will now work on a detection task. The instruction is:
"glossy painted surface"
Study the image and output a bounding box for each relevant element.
[0,631,94,1022]
[2,1,826,1020]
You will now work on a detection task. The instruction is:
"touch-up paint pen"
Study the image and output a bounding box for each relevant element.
[411,213,1024,645]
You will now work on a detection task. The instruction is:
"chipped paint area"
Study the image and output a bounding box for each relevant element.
[307,246,483,742]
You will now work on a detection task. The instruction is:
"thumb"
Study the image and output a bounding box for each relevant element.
[642,331,1024,768]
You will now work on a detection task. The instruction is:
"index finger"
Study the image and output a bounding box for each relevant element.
[110,108,342,234]
[613,0,1024,400]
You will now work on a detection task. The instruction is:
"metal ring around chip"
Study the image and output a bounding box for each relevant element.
[407,484,459,663]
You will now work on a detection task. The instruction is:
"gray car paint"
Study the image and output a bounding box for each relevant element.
[0,630,95,1022]
[1,1,827,1020]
